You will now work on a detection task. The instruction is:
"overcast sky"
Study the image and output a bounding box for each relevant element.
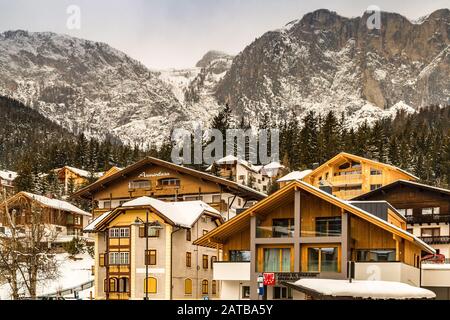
[0,0,448,69]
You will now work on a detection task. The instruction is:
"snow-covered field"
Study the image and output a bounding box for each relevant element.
[0,253,94,300]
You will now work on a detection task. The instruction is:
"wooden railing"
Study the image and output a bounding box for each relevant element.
[419,236,450,245]
[407,214,450,224]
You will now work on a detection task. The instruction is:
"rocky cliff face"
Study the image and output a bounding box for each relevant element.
[215,9,450,124]
[0,30,184,147]
[0,9,449,147]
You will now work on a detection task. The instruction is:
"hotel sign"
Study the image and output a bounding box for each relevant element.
[138,171,171,178]
[275,272,318,282]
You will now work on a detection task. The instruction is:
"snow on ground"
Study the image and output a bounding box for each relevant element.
[0,253,94,300]
[293,278,436,300]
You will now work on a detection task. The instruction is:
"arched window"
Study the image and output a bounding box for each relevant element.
[184,278,192,295]
[109,277,118,292]
[201,280,208,295]
[144,277,157,294]
[212,280,217,295]
[119,277,129,293]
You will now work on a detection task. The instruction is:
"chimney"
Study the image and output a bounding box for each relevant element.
[312,162,320,169]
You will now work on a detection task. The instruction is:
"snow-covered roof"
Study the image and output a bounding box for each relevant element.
[289,278,436,300]
[122,197,221,228]
[262,162,284,170]
[22,192,91,217]
[58,166,103,179]
[0,170,18,181]
[84,211,111,232]
[277,170,313,182]
[85,197,221,231]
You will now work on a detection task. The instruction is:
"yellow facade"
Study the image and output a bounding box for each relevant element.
[302,152,418,200]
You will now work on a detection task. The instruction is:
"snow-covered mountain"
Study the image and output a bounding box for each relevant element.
[0,30,186,147]
[0,9,449,147]
[216,9,450,125]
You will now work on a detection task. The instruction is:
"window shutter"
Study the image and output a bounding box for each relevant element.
[99,253,105,267]
[139,226,145,237]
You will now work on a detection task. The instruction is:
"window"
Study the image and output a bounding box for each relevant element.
[184,279,192,295]
[99,253,106,267]
[307,247,338,272]
[109,252,129,265]
[370,168,382,175]
[201,280,209,295]
[238,198,242,206]
[186,252,192,267]
[144,277,157,294]
[229,250,251,262]
[203,255,209,269]
[239,175,245,180]
[129,180,151,189]
[212,195,221,203]
[422,207,440,215]
[212,280,217,295]
[242,286,250,299]
[407,228,413,234]
[315,217,341,237]
[74,216,81,225]
[109,227,129,238]
[185,196,201,201]
[355,249,396,262]
[108,278,118,292]
[273,286,292,300]
[421,228,440,237]
[263,248,291,272]
[139,226,160,238]
[272,219,294,238]
[186,229,191,241]
[211,256,217,269]
[104,201,111,209]
[400,208,413,216]
[158,178,180,187]
[118,278,129,293]
[370,184,382,191]
[263,185,267,192]
[145,250,157,265]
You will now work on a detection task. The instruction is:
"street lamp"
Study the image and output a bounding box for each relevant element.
[132,212,163,300]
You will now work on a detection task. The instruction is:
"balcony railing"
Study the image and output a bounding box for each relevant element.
[332,174,362,186]
[406,214,450,224]
[334,189,362,199]
[419,236,450,245]
[256,225,294,238]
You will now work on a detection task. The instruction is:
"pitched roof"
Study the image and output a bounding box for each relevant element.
[193,180,434,253]
[283,279,436,300]
[303,152,419,181]
[1,192,91,217]
[277,170,313,183]
[353,179,450,200]
[84,197,222,232]
[72,157,266,200]
[0,170,18,181]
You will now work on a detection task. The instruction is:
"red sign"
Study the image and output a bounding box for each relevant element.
[263,273,276,286]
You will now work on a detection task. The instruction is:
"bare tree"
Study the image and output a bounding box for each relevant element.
[0,192,60,299]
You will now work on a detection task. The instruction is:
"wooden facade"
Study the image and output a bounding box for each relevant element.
[354,180,450,251]
[73,157,265,219]
[302,152,418,200]
[194,180,433,299]
[0,192,90,239]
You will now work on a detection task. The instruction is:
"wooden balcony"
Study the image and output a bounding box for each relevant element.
[331,174,362,186]
[406,214,450,225]
[334,189,363,200]
[419,236,450,245]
